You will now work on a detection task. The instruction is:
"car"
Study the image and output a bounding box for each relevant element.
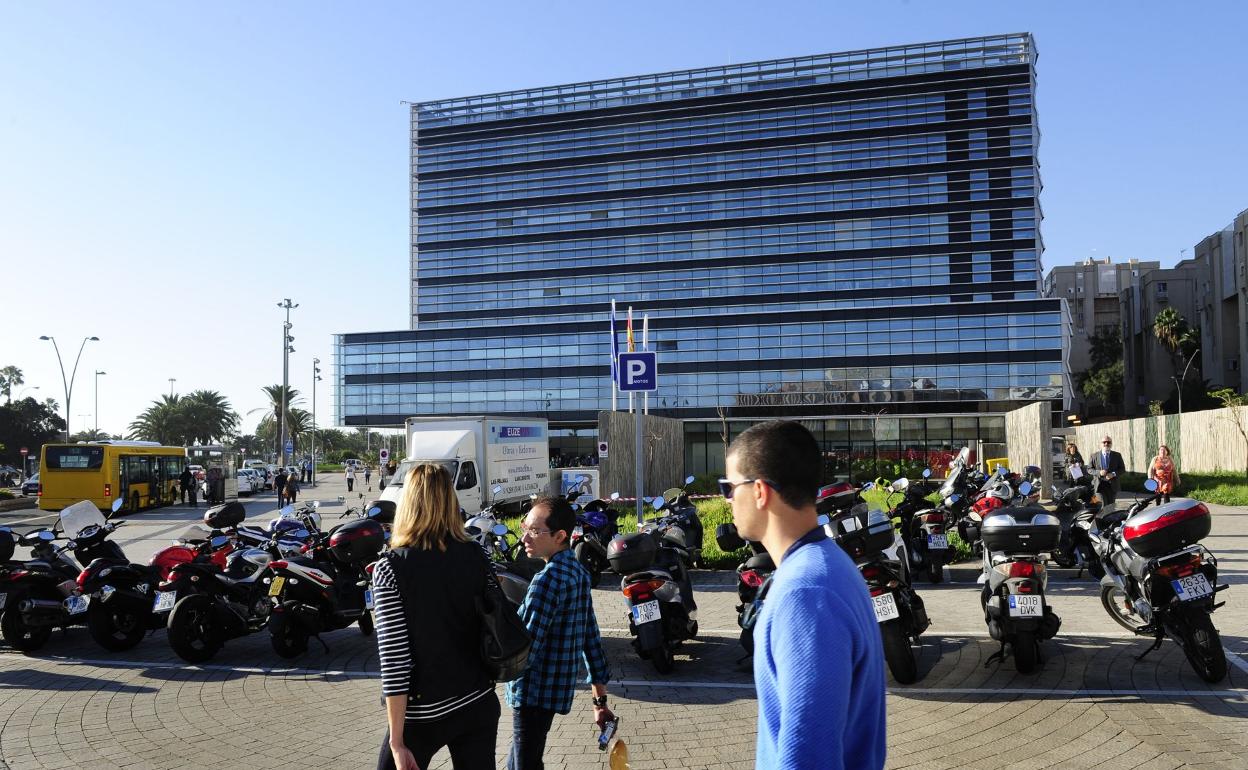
[187,464,206,481]
[21,473,39,496]
[237,469,262,495]
[343,458,363,471]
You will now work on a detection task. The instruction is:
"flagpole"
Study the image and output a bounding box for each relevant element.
[627,306,635,415]
[610,299,618,412]
[642,314,649,416]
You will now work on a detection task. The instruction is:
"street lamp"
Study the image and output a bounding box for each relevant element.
[94,371,107,433]
[168,378,176,398]
[312,357,322,486]
[15,385,40,401]
[278,299,298,466]
[1173,348,1201,426]
[39,335,99,442]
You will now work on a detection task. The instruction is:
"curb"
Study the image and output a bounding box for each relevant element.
[0,497,37,514]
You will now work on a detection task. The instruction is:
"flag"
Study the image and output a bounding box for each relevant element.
[627,307,635,352]
[609,300,620,384]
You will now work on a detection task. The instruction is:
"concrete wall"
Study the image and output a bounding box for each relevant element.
[1074,405,1248,476]
[597,411,685,498]
[1005,401,1054,493]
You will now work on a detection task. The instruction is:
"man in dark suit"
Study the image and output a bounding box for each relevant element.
[1090,435,1126,512]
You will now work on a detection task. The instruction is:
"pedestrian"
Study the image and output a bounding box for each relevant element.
[179,466,194,506]
[506,495,613,770]
[1149,444,1181,506]
[1090,434,1126,513]
[365,465,373,487]
[346,464,356,493]
[285,473,299,505]
[276,468,289,507]
[723,420,886,769]
[372,463,500,770]
[1064,442,1087,487]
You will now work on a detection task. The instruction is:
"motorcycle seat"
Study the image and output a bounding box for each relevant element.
[744,553,774,572]
[1098,510,1128,529]
[625,569,672,584]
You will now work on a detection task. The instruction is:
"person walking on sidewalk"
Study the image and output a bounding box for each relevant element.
[1090,435,1126,513]
[275,468,289,507]
[285,473,300,506]
[505,495,613,770]
[179,467,194,506]
[1148,444,1181,505]
[724,420,886,769]
[346,465,356,493]
[372,463,499,770]
[365,465,373,487]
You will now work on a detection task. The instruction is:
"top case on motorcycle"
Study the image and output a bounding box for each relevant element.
[980,506,1061,554]
[1122,497,1211,558]
[607,531,657,573]
[203,502,246,529]
[744,552,775,572]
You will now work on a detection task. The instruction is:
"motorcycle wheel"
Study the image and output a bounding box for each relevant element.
[880,620,918,684]
[1177,611,1227,684]
[650,646,674,674]
[0,591,55,653]
[1100,584,1148,632]
[87,598,147,651]
[1078,545,1105,579]
[926,562,943,584]
[167,595,222,663]
[739,626,754,656]
[269,612,308,659]
[1012,630,1039,674]
[1052,547,1076,569]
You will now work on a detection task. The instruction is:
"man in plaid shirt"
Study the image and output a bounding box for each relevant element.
[505,495,614,769]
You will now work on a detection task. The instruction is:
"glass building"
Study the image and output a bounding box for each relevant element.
[335,34,1069,479]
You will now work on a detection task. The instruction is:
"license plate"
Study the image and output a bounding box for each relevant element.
[927,534,949,550]
[631,599,661,625]
[152,591,177,613]
[364,589,374,611]
[65,595,90,615]
[1172,573,1213,601]
[872,593,900,623]
[1007,595,1043,618]
[268,576,286,597]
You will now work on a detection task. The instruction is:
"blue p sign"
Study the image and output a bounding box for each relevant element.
[617,352,657,392]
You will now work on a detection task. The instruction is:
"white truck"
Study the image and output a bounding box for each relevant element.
[379,416,550,515]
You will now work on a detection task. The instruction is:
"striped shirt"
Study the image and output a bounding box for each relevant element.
[504,548,610,714]
[372,557,492,722]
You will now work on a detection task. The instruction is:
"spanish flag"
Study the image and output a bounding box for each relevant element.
[626,306,635,352]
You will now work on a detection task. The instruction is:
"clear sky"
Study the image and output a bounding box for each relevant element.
[3,1,1247,438]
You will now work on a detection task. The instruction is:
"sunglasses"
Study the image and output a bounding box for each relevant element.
[718,478,778,499]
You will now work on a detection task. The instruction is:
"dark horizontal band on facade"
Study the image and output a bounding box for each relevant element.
[415,193,1035,251]
[416,113,1032,183]
[416,238,1037,290]
[415,65,1032,144]
[341,297,1060,345]
[341,397,1061,429]
[416,155,1033,217]
[342,348,1061,388]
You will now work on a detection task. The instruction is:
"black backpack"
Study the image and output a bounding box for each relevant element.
[475,551,532,681]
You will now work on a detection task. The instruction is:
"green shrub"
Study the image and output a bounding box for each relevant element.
[1120,471,1248,507]
[0,490,14,500]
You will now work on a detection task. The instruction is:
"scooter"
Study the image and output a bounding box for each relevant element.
[571,492,622,588]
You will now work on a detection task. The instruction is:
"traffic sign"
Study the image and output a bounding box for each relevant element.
[617,352,657,392]
[284,439,294,455]
[379,448,390,462]
[597,441,609,459]
[19,447,28,455]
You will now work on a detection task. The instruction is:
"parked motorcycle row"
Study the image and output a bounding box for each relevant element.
[0,461,1232,685]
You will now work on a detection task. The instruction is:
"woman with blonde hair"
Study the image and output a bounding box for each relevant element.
[371,463,498,770]
[1148,444,1181,506]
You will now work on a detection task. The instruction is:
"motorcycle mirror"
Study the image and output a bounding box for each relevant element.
[1019,481,1033,496]
[38,530,55,542]
[110,498,125,514]
[816,513,830,527]
[312,501,320,509]
[492,523,509,537]
[922,468,932,479]
[949,494,961,504]
[1144,478,1159,492]
[279,505,295,516]
[862,482,874,491]
[367,506,382,517]
[685,475,695,485]
[610,492,620,500]
[492,484,504,495]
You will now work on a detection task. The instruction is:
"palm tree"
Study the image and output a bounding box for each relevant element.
[1152,307,1186,357]
[181,389,240,444]
[0,365,24,404]
[128,395,187,445]
[250,385,303,456]
[69,428,111,443]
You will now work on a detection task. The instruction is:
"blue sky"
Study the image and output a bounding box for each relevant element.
[3,1,1247,437]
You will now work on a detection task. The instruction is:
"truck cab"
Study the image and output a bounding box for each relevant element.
[379,430,482,514]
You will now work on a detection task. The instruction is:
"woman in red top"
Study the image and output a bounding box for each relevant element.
[1148,444,1181,505]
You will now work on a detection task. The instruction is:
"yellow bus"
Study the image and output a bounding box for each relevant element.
[39,442,188,512]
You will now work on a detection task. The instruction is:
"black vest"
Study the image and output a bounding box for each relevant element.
[385,540,492,703]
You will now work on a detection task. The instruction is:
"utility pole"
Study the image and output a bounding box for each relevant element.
[168,378,176,398]
[1175,347,1200,428]
[40,335,99,442]
[278,298,298,467]
[94,371,107,433]
[312,357,322,486]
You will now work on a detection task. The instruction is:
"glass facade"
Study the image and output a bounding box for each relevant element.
[336,34,1066,477]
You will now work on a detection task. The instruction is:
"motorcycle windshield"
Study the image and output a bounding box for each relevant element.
[60,500,107,537]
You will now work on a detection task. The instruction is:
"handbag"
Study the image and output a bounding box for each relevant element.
[475,550,532,681]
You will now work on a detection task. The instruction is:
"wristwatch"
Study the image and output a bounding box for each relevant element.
[592,695,609,709]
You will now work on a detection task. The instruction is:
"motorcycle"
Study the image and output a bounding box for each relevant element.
[971,480,1063,673]
[1090,479,1229,683]
[1,499,130,652]
[713,523,773,657]
[465,486,545,604]
[606,491,699,673]
[571,492,622,588]
[1047,474,1104,578]
[887,470,950,583]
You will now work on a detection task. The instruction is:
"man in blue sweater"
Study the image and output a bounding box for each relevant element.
[723,421,887,769]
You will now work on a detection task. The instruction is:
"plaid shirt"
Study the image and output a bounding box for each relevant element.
[505,548,610,713]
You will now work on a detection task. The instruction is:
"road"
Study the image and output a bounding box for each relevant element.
[0,481,1245,769]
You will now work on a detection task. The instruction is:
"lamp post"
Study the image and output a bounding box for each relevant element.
[15,385,39,401]
[1173,347,1201,426]
[278,299,298,467]
[312,357,322,486]
[39,335,99,442]
[94,371,107,433]
[168,378,176,398]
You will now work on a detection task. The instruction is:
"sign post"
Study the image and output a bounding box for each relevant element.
[284,439,294,459]
[617,351,658,523]
[19,447,28,482]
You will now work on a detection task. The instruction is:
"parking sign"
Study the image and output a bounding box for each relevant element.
[617,352,657,392]
[379,448,389,462]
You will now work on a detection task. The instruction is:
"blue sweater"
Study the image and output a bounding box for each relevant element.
[754,532,887,769]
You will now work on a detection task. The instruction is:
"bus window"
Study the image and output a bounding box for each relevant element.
[46,446,104,470]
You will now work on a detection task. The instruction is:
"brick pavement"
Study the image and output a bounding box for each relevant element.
[0,482,1245,768]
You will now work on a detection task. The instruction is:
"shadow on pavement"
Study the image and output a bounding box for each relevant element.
[0,668,157,693]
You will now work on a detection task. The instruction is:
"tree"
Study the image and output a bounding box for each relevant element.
[127,395,188,445]
[0,366,24,404]
[1087,327,1123,371]
[180,390,239,444]
[1077,327,1125,416]
[0,396,65,466]
[1209,388,1248,480]
[69,428,111,443]
[1082,359,1124,412]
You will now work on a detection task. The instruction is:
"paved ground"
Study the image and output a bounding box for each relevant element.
[0,479,1246,769]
